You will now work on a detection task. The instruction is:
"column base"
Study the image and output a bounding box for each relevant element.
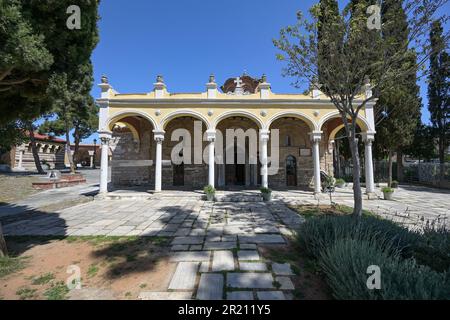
[365,192,378,200]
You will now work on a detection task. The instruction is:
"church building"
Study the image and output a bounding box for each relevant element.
[96,73,376,195]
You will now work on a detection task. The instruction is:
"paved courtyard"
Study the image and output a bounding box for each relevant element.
[1,183,449,300]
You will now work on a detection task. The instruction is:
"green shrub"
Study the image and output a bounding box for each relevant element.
[203,185,215,194]
[409,226,450,273]
[319,238,449,300]
[260,187,271,194]
[297,215,419,259]
[382,187,394,193]
[391,180,399,188]
[335,178,345,185]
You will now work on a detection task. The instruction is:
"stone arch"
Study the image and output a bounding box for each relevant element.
[160,110,211,130]
[213,110,264,129]
[266,111,317,131]
[106,110,158,131]
[318,111,370,133]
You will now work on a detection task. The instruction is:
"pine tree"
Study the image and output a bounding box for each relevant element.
[428,20,449,185]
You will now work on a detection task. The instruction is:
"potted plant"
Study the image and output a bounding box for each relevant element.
[382,187,394,200]
[260,187,272,201]
[335,178,346,188]
[391,180,399,188]
[203,185,215,201]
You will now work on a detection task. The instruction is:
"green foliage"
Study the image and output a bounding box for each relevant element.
[390,180,399,188]
[297,215,419,260]
[203,185,215,194]
[32,272,55,285]
[428,20,449,167]
[412,226,450,273]
[44,281,69,300]
[382,187,394,193]
[0,256,27,278]
[335,178,345,185]
[260,187,272,194]
[320,238,449,300]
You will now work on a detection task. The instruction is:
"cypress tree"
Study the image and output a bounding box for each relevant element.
[374,0,421,186]
[428,20,449,185]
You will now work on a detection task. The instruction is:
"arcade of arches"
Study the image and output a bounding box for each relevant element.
[96,74,377,194]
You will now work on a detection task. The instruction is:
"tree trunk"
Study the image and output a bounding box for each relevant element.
[439,136,445,187]
[388,150,393,187]
[397,148,404,183]
[65,124,76,174]
[0,222,8,257]
[28,124,45,174]
[336,141,341,178]
[345,119,363,218]
[73,128,81,167]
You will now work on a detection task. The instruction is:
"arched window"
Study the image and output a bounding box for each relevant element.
[285,135,292,147]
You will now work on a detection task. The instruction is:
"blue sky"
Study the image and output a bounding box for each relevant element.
[83,0,447,143]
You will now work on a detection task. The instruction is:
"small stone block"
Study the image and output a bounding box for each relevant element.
[237,250,260,261]
[227,291,254,300]
[272,263,294,276]
[257,291,286,300]
[276,276,295,290]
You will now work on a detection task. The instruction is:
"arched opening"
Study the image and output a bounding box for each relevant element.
[215,115,261,188]
[286,155,297,186]
[106,114,156,188]
[321,116,366,179]
[269,117,311,188]
[163,116,209,189]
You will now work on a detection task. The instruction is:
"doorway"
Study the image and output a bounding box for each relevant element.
[286,155,297,186]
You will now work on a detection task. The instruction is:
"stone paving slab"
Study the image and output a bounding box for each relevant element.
[257,291,286,300]
[272,263,294,276]
[212,251,235,272]
[227,273,274,289]
[276,276,295,290]
[239,234,285,244]
[170,251,211,262]
[168,262,199,290]
[196,274,224,300]
[237,250,260,261]
[227,291,254,300]
[239,262,267,271]
[204,242,237,250]
[139,291,192,300]
[171,236,205,245]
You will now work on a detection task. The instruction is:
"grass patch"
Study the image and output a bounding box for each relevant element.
[87,264,99,278]
[32,272,55,285]
[0,256,27,278]
[16,287,38,300]
[290,204,374,219]
[44,281,69,300]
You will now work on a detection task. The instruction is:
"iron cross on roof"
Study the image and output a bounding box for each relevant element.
[234,77,243,87]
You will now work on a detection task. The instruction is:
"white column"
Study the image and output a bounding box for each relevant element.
[206,130,216,187]
[153,131,165,192]
[310,131,322,194]
[17,148,24,169]
[363,133,376,194]
[260,130,270,188]
[99,131,112,194]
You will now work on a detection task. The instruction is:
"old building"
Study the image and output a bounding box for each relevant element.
[96,74,376,194]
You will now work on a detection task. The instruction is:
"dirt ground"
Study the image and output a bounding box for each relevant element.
[0,174,40,204]
[0,236,174,300]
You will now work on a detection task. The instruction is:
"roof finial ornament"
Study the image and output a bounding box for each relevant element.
[243,69,248,77]
[101,75,109,84]
[261,74,267,83]
[209,73,216,83]
[156,75,164,83]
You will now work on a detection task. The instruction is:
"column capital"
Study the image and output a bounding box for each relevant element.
[206,129,216,142]
[309,131,323,142]
[259,129,270,142]
[153,130,165,142]
[98,130,112,143]
[362,131,376,143]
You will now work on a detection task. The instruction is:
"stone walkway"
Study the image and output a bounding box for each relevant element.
[1,197,302,300]
[276,184,450,229]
